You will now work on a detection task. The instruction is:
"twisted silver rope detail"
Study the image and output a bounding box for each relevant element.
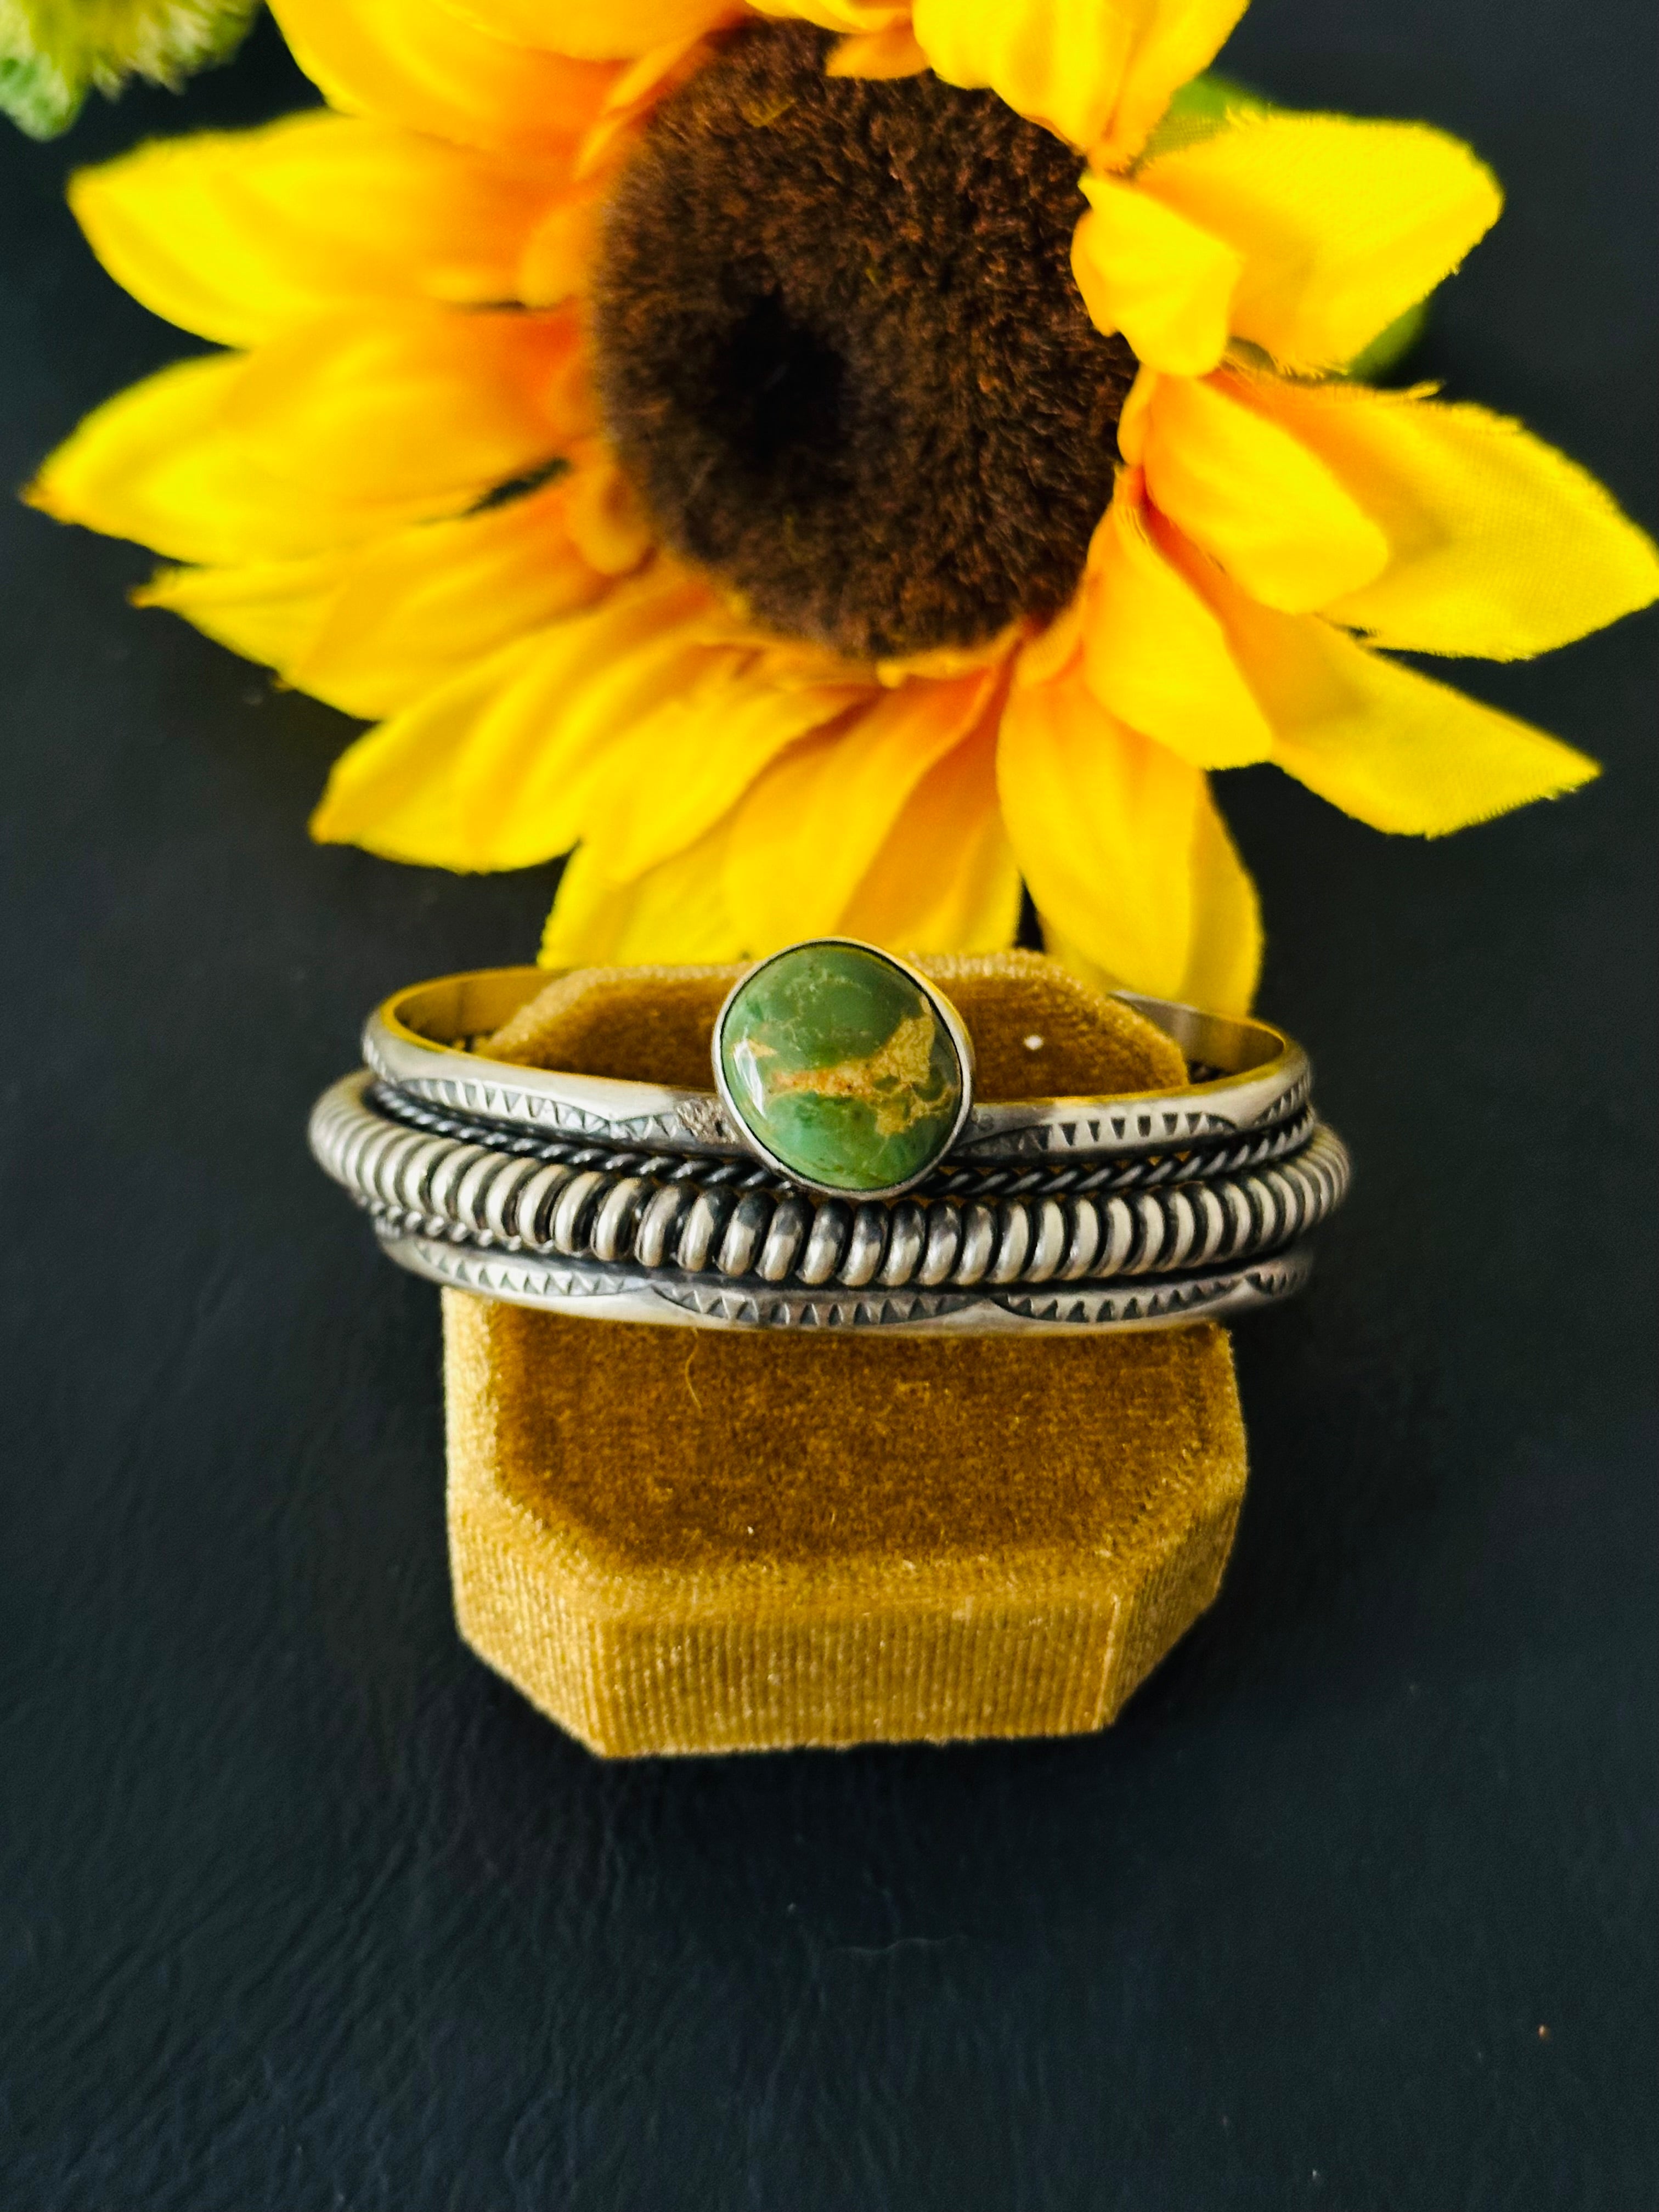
[363,1078,1319,1197]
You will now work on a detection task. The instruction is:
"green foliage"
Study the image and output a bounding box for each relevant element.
[0,0,256,137]
[1341,298,1430,382]
[1138,70,1272,164]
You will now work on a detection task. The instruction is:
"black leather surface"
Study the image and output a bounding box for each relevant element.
[3,7,1654,2205]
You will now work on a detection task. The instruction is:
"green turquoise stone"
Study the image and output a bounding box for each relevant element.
[718,944,964,1194]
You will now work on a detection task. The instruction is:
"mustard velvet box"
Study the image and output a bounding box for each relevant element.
[439,953,1248,1756]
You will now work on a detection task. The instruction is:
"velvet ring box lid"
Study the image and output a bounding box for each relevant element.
[443,951,1248,1756]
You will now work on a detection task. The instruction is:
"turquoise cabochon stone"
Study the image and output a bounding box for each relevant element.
[718,944,964,1194]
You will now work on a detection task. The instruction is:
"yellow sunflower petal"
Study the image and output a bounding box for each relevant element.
[288,477,618,718]
[517,177,605,306]
[573,654,872,884]
[223,304,587,518]
[573,31,720,178]
[309,633,552,866]
[68,114,561,350]
[1097,1,1254,171]
[136,467,642,714]
[721,666,999,944]
[1207,571,1601,833]
[913,0,1130,147]
[269,0,616,157]
[134,551,349,672]
[874,623,1025,687]
[540,816,744,967]
[1071,172,1242,375]
[1139,370,1390,611]
[447,569,723,855]
[26,318,572,568]
[1239,375,1659,657]
[1173,777,1261,1013]
[1015,589,1087,689]
[26,353,347,565]
[561,450,655,576]
[912,0,1245,159]
[436,0,737,59]
[1079,474,1274,766]
[826,24,929,76]
[1040,775,1261,1014]
[841,718,1022,952]
[750,1,911,32]
[1113,360,1158,466]
[1138,112,1502,371]
[311,567,715,866]
[998,656,1210,1000]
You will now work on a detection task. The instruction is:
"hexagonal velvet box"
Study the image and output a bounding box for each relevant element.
[438,955,1249,1757]
[445,1294,1246,1756]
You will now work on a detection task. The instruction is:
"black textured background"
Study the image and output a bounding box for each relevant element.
[2,3,1655,2204]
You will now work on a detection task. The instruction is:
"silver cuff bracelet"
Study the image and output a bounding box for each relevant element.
[310,946,1349,1334]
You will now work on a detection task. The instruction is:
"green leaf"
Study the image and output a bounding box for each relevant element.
[0,41,81,134]
[1138,70,1272,166]
[0,0,258,139]
[1341,298,1431,382]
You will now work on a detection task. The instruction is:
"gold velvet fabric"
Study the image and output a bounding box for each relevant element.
[443,952,1248,1756]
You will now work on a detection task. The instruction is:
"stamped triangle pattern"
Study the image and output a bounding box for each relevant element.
[952,1068,1313,1162]
[364,1033,747,1152]
[378,1228,1317,1333]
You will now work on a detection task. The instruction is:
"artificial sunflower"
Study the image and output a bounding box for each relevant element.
[29,0,1659,1011]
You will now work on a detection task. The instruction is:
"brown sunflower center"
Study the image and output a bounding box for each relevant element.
[590,20,1136,661]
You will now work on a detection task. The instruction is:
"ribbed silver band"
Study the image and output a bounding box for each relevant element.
[310,1071,1350,1297]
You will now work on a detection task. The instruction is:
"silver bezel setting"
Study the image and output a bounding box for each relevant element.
[710,938,977,1203]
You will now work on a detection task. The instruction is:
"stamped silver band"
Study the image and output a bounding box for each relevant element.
[373,1222,1317,1335]
[363,1074,1322,1198]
